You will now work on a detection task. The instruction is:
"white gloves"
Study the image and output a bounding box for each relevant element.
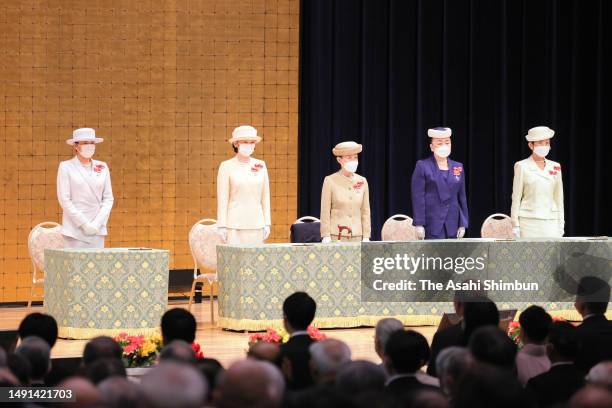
[81,222,98,236]
[512,227,521,238]
[362,237,370,242]
[263,226,270,240]
[415,226,425,240]
[457,227,466,239]
[216,227,227,242]
[321,236,332,244]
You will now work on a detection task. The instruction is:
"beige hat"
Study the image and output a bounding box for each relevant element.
[427,127,452,138]
[66,128,104,145]
[525,126,554,142]
[332,141,362,156]
[228,125,262,144]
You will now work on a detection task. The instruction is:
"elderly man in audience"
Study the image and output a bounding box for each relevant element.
[374,317,404,369]
[57,376,101,408]
[159,340,197,364]
[84,357,126,385]
[15,336,51,386]
[215,359,285,408]
[384,330,441,401]
[141,361,208,408]
[573,276,612,371]
[570,385,612,408]
[335,360,386,396]
[309,338,352,386]
[468,326,517,372]
[82,336,123,366]
[435,346,473,401]
[586,361,612,391]
[515,305,552,385]
[98,376,143,408]
[526,321,585,407]
[248,341,281,366]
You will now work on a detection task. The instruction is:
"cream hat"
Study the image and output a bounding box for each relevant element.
[66,128,104,145]
[525,126,555,142]
[427,127,452,138]
[228,125,262,144]
[332,141,362,156]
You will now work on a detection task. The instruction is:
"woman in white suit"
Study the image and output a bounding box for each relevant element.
[511,126,564,238]
[57,128,114,248]
[216,125,271,245]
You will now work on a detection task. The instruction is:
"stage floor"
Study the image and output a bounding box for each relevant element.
[1,300,437,367]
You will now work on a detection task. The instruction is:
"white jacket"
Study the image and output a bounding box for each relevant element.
[511,156,564,229]
[57,157,114,243]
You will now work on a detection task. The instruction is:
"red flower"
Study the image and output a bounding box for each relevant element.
[453,167,463,176]
[191,342,204,359]
[549,170,557,176]
[554,165,561,171]
[94,164,105,173]
[251,166,259,172]
[254,163,264,169]
[353,181,364,189]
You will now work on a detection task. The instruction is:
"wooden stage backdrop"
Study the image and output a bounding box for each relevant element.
[0,0,299,302]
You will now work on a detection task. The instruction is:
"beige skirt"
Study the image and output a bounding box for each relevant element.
[227,228,265,245]
[63,235,105,249]
[519,217,562,238]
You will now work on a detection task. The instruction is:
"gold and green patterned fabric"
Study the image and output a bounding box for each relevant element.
[44,248,169,339]
[217,239,612,331]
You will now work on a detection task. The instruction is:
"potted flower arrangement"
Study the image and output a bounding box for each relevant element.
[248,325,326,347]
[508,316,575,349]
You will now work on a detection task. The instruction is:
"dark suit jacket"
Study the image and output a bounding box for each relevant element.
[575,314,612,372]
[525,363,585,407]
[386,375,440,401]
[427,322,466,376]
[280,334,314,390]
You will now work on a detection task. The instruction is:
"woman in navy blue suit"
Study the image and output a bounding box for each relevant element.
[410,127,469,239]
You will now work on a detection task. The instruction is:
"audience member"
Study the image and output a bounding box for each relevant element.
[98,376,142,408]
[18,312,58,348]
[216,359,285,408]
[141,361,208,408]
[586,361,612,390]
[468,326,517,371]
[159,339,196,364]
[248,341,281,365]
[82,336,122,366]
[309,338,351,385]
[161,308,197,345]
[57,376,101,408]
[15,336,51,386]
[569,385,612,408]
[374,318,403,368]
[336,360,386,396]
[516,305,552,384]
[84,357,126,384]
[435,346,473,400]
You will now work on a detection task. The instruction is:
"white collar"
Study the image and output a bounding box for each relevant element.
[385,373,416,386]
[582,314,602,321]
[550,362,573,368]
[290,330,309,338]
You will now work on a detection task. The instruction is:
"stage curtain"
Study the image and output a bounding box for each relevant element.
[299,0,612,239]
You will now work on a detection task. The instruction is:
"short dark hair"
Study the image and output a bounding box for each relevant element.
[18,313,58,348]
[85,358,126,385]
[16,337,50,380]
[547,321,578,359]
[282,292,316,331]
[384,330,430,373]
[577,276,610,314]
[7,353,31,385]
[463,296,500,341]
[468,326,517,370]
[519,306,552,342]
[161,308,197,344]
[83,336,123,366]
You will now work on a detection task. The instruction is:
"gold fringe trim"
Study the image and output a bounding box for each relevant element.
[218,314,443,332]
[58,326,161,340]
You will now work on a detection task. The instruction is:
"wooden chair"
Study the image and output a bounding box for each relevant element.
[481,213,514,239]
[381,214,418,241]
[187,218,223,323]
[27,222,63,308]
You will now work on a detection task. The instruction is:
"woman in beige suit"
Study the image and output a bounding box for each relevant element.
[511,126,564,238]
[320,141,371,242]
[216,126,271,244]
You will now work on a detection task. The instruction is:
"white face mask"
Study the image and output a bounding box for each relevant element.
[434,145,451,158]
[78,144,95,159]
[238,143,255,156]
[343,160,359,173]
[533,145,550,158]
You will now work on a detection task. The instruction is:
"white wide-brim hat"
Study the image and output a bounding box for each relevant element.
[332,141,362,156]
[427,127,452,138]
[228,125,262,144]
[66,128,104,145]
[525,126,555,142]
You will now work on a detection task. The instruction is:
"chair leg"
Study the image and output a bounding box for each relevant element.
[188,280,198,312]
[27,284,33,309]
[209,282,215,325]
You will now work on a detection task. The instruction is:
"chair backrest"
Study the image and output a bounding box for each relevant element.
[290,216,321,243]
[381,214,417,241]
[188,218,223,273]
[28,222,63,274]
[480,213,514,238]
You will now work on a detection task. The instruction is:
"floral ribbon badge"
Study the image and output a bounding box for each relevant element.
[353,181,364,190]
[94,164,105,174]
[452,166,463,177]
[251,163,264,173]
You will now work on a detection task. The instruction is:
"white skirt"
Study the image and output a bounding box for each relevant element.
[519,217,562,238]
[226,228,265,245]
[63,235,105,249]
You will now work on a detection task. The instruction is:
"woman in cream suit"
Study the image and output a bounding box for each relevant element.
[57,128,114,248]
[216,125,271,244]
[320,141,371,242]
[511,126,564,238]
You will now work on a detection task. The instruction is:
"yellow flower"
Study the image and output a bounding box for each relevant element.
[140,341,157,357]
